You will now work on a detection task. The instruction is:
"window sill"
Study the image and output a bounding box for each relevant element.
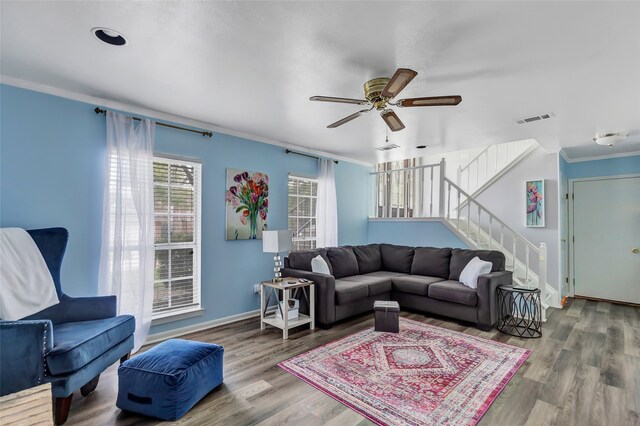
[151,307,204,326]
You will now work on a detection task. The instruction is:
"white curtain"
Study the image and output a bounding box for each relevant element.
[99,111,155,352]
[316,158,338,248]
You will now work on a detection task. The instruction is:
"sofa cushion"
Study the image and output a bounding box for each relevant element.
[411,247,452,279]
[352,244,382,274]
[361,271,409,279]
[287,249,333,275]
[326,247,359,279]
[428,280,478,306]
[341,275,392,296]
[334,279,369,305]
[47,315,135,375]
[391,275,445,296]
[380,244,415,274]
[449,249,505,281]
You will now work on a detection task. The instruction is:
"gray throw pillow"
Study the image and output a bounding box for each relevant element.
[352,244,382,274]
[326,247,359,279]
[448,248,505,281]
[380,244,415,274]
[411,247,452,279]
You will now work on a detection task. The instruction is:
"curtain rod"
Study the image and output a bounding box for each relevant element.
[285,149,338,164]
[94,107,213,138]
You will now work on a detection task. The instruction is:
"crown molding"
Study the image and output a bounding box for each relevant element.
[562,149,640,163]
[0,75,373,167]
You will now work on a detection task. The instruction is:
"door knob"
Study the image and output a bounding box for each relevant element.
[633,248,639,254]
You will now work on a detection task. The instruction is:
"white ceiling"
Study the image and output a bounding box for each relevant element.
[1,1,639,164]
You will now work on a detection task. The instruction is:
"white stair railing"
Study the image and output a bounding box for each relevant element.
[372,159,445,218]
[442,177,554,318]
[457,139,537,195]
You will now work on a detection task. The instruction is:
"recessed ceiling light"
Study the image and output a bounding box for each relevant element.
[416,145,427,149]
[92,27,127,46]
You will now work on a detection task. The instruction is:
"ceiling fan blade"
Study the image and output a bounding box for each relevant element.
[380,68,418,99]
[327,108,371,128]
[398,95,462,107]
[310,96,368,105]
[380,109,405,132]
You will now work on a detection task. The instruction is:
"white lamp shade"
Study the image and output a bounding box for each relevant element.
[262,230,293,253]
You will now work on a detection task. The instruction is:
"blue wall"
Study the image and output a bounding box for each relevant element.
[367,220,469,248]
[0,84,371,334]
[565,155,640,179]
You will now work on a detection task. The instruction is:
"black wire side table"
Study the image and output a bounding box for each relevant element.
[496,286,542,338]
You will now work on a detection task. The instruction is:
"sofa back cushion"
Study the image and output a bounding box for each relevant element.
[326,247,359,279]
[448,248,505,281]
[286,249,333,275]
[411,247,451,279]
[380,244,415,274]
[352,244,382,274]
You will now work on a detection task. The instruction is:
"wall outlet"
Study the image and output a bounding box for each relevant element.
[253,283,261,294]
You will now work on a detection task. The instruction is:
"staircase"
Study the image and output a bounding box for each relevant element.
[440,178,561,319]
[371,140,561,320]
[456,139,538,196]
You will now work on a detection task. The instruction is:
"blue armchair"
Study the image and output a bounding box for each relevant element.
[0,228,135,424]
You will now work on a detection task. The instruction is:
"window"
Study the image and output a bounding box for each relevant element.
[376,158,417,217]
[288,175,318,251]
[153,156,202,318]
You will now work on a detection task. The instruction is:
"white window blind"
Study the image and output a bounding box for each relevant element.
[288,175,318,251]
[152,156,202,318]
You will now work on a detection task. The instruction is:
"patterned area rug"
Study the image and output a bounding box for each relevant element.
[279,318,530,426]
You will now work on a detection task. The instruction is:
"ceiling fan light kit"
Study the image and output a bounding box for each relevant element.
[311,67,462,132]
[593,132,629,147]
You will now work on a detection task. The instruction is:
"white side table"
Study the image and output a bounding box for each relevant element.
[260,278,315,339]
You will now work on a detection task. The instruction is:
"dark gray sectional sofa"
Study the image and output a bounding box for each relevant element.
[281,243,512,331]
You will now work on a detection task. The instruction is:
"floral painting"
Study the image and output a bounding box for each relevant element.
[225,168,268,240]
[526,179,544,227]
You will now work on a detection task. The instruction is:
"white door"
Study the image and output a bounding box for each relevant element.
[573,176,640,304]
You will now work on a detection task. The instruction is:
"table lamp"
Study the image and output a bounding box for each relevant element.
[263,230,293,282]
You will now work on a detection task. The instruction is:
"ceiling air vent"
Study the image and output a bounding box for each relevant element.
[516,112,554,124]
[376,144,400,151]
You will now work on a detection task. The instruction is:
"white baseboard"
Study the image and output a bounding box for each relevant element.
[145,306,275,346]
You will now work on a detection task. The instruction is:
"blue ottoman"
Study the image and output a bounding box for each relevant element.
[116,339,223,420]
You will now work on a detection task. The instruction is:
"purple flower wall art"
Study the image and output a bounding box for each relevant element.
[525,179,545,227]
[225,168,269,240]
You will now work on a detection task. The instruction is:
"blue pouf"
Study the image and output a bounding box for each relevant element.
[116,339,224,420]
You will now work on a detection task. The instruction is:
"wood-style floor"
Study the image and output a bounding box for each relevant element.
[66,298,640,426]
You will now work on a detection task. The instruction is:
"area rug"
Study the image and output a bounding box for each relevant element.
[278,318,530,426]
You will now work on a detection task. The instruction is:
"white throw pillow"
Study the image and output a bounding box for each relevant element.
[459,256,492,289]
[311,255,331,275]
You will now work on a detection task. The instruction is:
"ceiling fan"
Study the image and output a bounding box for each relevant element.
[310,68,462,132]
